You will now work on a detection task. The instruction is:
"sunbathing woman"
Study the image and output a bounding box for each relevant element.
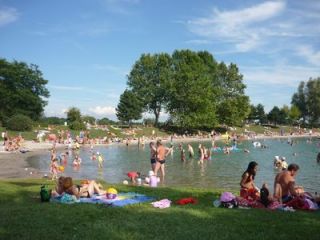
[53,177,105,199]
[240,161,260,201]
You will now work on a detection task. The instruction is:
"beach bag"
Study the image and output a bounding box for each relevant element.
[40,185,51,202]
[220,192,238,208]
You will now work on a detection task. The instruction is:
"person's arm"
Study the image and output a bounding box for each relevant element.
[165,147,171,157]
[240,173,249,188]
[288,181,299,197]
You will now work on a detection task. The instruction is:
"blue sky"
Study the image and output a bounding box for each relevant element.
[0,0,319,120]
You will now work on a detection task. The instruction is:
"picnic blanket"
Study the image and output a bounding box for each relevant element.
[51,192,154,207]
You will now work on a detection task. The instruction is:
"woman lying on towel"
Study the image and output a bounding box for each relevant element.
[52,176,106,199]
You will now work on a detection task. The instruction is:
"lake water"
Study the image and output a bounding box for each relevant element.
[27,137,320,193]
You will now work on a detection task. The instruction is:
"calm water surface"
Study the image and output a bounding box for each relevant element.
[27,138,320,192]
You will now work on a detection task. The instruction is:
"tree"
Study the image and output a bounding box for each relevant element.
[291,77,320,126]
[216,62,250,126]
[6,114,34,131]
[267,106,281,125]
[39,117,66,125]
[98,117,115,125]
[291,81,307,123]
[82,115,96,125]
[305,77,320,126]
[167,50,218,129]
[116,90,143,125]
[0,59,50,122]
[256,104,267,124]
[127,53,172,126]
[248,104,257,121]
[278,105,289,125]
[66,107,81,123]
[289,105,301,124]
[66,107,86,130]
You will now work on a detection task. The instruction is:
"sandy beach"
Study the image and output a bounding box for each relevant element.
[0,133,318,179]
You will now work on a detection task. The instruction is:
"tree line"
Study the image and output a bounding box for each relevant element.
[1,55,320,131]
[248,77,320,127]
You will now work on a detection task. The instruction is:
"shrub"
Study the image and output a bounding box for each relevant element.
[6,114,34,131]
[69,121,86,130]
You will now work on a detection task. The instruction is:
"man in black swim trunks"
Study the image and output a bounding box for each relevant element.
[154,140,170,180]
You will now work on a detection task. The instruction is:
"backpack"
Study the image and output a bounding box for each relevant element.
[40,185,51,202]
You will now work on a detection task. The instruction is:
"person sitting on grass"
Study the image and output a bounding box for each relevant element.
[240,161,260,201]
[52,177,105,199]
[127,171,141,184]
[273,163,304,203]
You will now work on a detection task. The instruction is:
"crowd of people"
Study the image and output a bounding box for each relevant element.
[2,131,25,152]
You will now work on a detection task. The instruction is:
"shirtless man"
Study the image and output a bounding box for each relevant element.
[154,140,170,180]
[273,163,304,203]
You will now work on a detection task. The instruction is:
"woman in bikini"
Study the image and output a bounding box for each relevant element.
[240,161,260,201]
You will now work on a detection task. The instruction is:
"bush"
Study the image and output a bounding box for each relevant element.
[69,121,86,130]
[6,114,34,131]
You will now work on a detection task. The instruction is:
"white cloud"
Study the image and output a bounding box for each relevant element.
[89,106,116,116]
[92,64,129,76]
[185,39,211,45]
[296,45,320,67]
[242,65,320,87]
[49,85,84,91]
[187,1,285,52]
[0,7,18,27]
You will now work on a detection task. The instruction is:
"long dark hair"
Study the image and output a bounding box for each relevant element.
[243,161,258,179]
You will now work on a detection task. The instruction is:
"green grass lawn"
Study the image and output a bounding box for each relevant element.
[0,179,319,240]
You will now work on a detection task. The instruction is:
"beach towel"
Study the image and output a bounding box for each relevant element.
[176,197,198,205]
[51,192,154,207]
[151,199,171,209]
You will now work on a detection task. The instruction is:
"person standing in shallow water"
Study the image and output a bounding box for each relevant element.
[187,144,194,158]
[240,161,260,200]
[149,142,157,171]
[154,140,170,180]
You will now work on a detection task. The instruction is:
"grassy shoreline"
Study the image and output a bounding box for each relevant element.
[1,179,319,240]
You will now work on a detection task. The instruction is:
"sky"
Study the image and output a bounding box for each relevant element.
[0,0,319,120]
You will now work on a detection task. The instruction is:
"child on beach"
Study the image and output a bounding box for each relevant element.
[127,171,141,183]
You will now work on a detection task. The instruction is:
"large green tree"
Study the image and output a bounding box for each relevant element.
[116,90,143,125]
[127,53,171,126]
[0,59,49,122]
[216,62,250,126]
[166,50,218,129]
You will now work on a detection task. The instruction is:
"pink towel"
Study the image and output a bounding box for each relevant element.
[151,199,171,209]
